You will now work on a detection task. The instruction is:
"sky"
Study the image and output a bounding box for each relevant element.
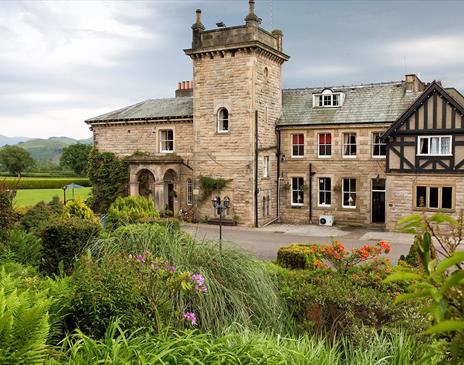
[1,0,463,140]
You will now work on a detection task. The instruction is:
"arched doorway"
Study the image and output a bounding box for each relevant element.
[163,169,178,213]
[137,169,155,201]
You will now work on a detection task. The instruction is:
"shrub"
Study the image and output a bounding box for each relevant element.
[64,197,98,223]
[2,177,90,189]
[277,244,327,270]
[106,196,160,230]
[89,224,291,334]
[87,149,128,213]
[0,186,16,242]
[0,228,42,266]
[277,241,391,274]
[0,270,52,364]
[139,216,181,232]
[179,206,195,223]
[20,197,64,232]
[70,252,206,337]
[270,263,427,342]
[39,217,101,275]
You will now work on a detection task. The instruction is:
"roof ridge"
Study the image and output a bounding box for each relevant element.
[283,80,403,92]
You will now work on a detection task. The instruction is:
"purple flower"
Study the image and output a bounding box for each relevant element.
[183,312,197,326]
[167,265,177,273]
[191,273,207,293]
[134,255,146,263]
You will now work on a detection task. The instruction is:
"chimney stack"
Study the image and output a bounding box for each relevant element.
[405,74,426,93]
[176,80,193,97]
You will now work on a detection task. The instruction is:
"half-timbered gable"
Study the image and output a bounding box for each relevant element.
[382,81,464,174]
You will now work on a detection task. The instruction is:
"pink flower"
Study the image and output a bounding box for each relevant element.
[183,312,197,326]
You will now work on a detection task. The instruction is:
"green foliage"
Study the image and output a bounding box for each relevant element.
[277,244,327,270]
[387,213,464,362]
[89,224,290,335]
[0,270,51,364]
[399,239,421,266]
[0,228,42,266]
[58,319,431,364]
[0,145,34,176]
[39,217,101,275]
[60,143,92,176]
[64,197,98,223]
[270,263,427,342]
[199,175,231,202]
[0,185,16,242]
[70,252,206,338]
[2,177,90,189]
[20,197,64,232]
[106,196,160,230]
[87,149,128,213]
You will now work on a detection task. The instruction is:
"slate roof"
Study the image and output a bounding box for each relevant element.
[85,97,193,123]
[278,82,422,127]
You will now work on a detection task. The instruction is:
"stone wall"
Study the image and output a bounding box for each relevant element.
[92,121,194,159]
[386,174,464,231]
[279,123,390,226]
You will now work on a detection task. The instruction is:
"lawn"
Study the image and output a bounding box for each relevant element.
[14,187,91,207]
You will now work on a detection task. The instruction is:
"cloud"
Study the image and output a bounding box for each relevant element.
[379,35,464,68]
[297,64,358,78]
[0,1,157,70]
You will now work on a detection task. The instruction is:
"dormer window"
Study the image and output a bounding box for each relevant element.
[217,108,229,133]
[313,89,344,108]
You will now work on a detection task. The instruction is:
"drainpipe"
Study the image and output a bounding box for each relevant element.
[308,163,315,224]
[276,127,281,219]
[255,109,259,228]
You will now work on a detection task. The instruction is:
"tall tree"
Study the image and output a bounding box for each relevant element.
[0,145,34,176]
[60,143,92,176]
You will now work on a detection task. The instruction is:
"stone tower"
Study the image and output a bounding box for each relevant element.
[184,0,289,226]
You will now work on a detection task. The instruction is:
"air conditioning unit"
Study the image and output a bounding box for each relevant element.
[319,215,334,226]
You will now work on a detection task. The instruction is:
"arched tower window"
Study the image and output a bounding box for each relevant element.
[217,108,229,133]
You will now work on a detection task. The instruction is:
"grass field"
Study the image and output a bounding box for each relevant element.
[14,188,91,207]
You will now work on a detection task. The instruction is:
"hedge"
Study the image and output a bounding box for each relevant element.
[276,244,327,270]
[2,177,90,190]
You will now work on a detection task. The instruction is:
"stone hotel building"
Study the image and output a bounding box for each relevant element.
[86,1,464,231]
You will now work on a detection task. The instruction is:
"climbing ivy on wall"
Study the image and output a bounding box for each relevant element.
[199,176,232,202]
[87,149,129,213]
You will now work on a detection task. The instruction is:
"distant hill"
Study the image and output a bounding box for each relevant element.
[0,135,31,147]
[7,136,93,163]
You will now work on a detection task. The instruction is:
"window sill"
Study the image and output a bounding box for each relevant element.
[372,155,386,159]
[290,156,305,159]
[290,204,304,209]
[342,205,357,209]
[317,204,332,208]
[318,155,332,159]
[342,155,357,159]
[413,207,455,213]
[216,131,230,135]
[160,150,174,153]
[416,154,452,157]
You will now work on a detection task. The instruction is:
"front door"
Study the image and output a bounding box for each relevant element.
[372,179,386,223]
[167,183,175,212]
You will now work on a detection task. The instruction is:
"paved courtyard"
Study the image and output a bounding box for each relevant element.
[182,223,414,263]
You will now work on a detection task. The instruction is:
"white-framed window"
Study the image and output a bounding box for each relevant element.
[343,133,357,157]
[372,132,386,157]
[187,179,193,205]
[318,133,332,157]
[160,129,174,152]
[263,156,269,178]
[318,177,331,207]
[342,178,356,208]
[291,177,304,206]
[313,89,344,108]
[217,108,229,133]
[291,133,305,157]
[417,136,452,156]
[415,185,453,210]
